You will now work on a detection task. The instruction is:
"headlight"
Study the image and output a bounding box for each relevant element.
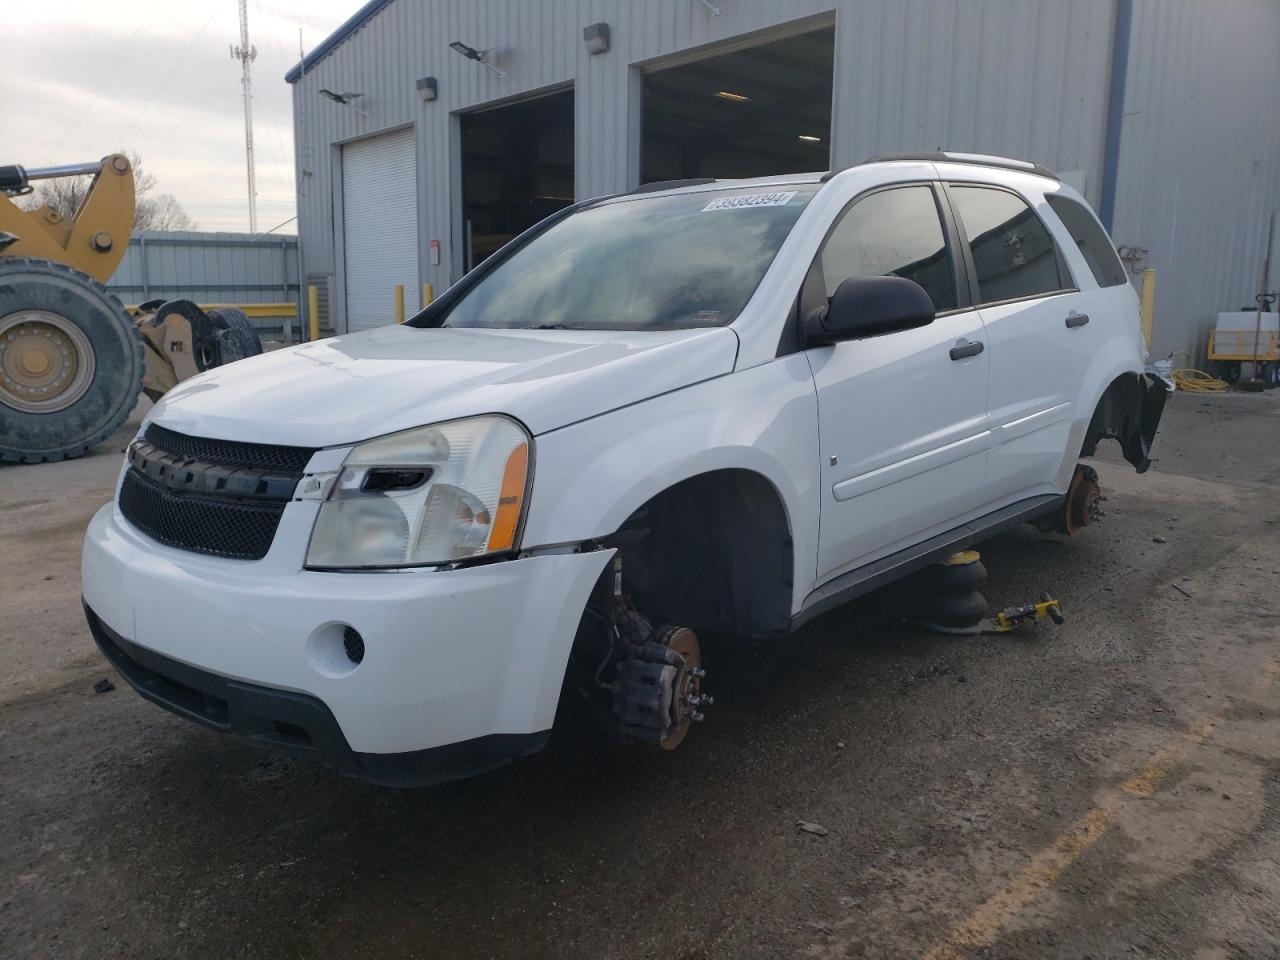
[305,416,531,569]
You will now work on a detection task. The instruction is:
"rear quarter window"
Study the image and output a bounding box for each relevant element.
[1046,195,1128,288]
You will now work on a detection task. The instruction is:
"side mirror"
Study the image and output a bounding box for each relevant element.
[803,275,936,346]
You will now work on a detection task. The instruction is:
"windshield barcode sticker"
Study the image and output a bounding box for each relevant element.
[701,191,797,212]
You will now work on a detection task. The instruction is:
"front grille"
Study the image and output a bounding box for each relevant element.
[144,423,316,473]
[117,426,319,561]
[119,469,286,560]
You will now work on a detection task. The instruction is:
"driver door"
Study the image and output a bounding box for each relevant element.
[807,183,992,583]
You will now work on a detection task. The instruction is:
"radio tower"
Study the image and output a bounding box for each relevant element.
[231,0,259,233]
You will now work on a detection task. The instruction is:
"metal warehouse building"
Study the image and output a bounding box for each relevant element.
[288,0,1280,362]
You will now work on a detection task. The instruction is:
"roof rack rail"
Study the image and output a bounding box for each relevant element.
[630,177,717,194]
[870,151,1059,181]
[822,152,1059,183]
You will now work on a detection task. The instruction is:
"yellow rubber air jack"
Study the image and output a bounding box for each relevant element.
[917,549,1066,636]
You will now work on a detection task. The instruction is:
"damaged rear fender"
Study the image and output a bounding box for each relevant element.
[1080,372,1171,473]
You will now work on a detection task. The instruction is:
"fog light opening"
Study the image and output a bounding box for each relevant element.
[343,626,366,665]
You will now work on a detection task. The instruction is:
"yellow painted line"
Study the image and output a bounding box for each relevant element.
[126,302,298,318]
[1120,713,1216,798]
[200,302,298,318]
[922,807,1113,960]
[921,656,1279,960]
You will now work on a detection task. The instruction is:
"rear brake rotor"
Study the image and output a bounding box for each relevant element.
[1062,464,1103,535]
[0,309,95,413]
[658,625,702,751]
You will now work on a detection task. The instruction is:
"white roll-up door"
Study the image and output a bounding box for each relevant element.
[341,127,419,332]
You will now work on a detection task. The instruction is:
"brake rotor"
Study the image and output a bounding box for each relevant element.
[0,309,95,413]
[657,625,702,751]
[1061,464,1103,535]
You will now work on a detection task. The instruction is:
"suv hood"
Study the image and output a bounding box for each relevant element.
[148,324,739,447]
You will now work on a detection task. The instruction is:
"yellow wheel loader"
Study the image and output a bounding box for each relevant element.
[0,154,262,463]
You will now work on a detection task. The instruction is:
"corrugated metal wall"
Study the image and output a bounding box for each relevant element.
[1113,0,1280,361]
[108,231,299,307]
[291,0,1279,358]
[291,0,1115,333]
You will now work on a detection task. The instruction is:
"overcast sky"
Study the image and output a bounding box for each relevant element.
[8,0,355,233]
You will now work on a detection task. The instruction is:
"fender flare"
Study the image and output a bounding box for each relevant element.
[587,445,797,543]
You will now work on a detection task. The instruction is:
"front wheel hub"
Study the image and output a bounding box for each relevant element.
[0,310,95,413]
[657,625,705,751]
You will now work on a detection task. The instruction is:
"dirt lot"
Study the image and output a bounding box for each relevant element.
[2,390,1279,960]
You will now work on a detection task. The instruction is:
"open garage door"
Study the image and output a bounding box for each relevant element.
[342,127,419,332]
[460,88,574,271]
[642,27,834,183]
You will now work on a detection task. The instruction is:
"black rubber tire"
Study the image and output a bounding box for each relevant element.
[1218,361,1242,385]
[0,257,144,464]
[206,307,263,366]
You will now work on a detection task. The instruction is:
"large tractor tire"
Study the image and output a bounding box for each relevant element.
[206,307,263,365]
[0,257,144,463]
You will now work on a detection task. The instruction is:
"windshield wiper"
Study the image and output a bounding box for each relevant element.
[532,323,574,330]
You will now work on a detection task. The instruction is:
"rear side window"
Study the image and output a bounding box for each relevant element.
[818,185,958,311]
[1047,195,1127,287]
[950,186,1066,304]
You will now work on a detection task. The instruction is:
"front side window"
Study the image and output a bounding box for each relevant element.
[950,186,1066,304]
[439,186,817,331]
[1046,194,1128,287]
[817,185,958,311]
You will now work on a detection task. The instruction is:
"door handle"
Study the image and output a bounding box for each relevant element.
[1065,312,1091,328]
[949,339,985,361]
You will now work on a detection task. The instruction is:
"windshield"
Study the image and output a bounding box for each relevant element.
[440,185,818,331]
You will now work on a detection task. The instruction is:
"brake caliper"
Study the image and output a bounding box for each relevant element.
[570,552,711,750]
[612,624,708,750]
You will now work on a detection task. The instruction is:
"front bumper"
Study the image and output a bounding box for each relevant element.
[86,606,546,786]
[83,501,613,781]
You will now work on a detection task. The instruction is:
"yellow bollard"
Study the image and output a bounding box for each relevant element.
[307,284,320,341]
[394,284,406,324]
[421,283,434,308]
[1140,268,1156,350]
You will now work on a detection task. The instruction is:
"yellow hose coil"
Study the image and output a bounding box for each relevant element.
[1171,368,1228,393]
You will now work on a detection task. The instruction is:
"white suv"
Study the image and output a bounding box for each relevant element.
[83,153,1168,785]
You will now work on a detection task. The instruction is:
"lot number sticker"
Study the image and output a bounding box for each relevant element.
[701,191,797,212]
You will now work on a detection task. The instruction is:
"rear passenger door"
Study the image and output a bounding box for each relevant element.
[946,184,1083,502]
[808,183,991,582]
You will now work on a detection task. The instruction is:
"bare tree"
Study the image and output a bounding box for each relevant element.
[135,189,196,232]
[18,152,196,232]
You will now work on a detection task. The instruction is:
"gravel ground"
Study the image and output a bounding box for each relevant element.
[1,389,1278,959]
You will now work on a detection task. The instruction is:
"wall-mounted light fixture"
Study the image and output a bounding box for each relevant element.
[318,88,369,118]
[449,40,506,79]
[416,76,438,102]
[798,134,822,143]
[583,22,610,55]
[319,88,363,105]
